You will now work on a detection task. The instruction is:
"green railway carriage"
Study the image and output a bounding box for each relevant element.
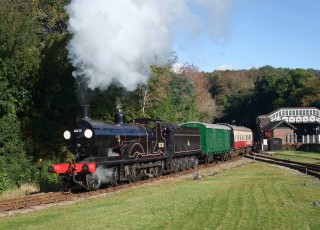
[180,122,231,155]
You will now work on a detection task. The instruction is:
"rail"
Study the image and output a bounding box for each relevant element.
[246,153,320,178]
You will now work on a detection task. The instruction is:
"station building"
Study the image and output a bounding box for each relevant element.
[257,107,320,151]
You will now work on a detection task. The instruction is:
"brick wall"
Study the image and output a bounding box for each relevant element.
[273,128,294,144]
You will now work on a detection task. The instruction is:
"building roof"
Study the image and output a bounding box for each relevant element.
[266,107,319,116]
[257,115,271,127]
[261,121,297,131]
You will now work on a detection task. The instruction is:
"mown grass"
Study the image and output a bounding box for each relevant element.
[271,151,320,164]
[1,162,320,229]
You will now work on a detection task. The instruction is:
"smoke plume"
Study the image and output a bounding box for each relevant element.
[67,0,233,90]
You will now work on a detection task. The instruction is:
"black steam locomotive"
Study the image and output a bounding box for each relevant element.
[48,106,201,192]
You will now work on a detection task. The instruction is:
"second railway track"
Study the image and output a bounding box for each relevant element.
[246,153,320,178]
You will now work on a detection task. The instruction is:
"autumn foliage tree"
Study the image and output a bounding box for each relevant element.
[179,64,216,122]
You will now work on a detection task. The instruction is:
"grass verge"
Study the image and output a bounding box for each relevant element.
[0,184,39,201]
[1,162,320,229]
[270,151,320,164]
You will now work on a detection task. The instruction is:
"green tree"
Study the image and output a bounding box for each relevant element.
[29,36,78,160]
[294,76,320,107]
[253,73,293,113]
[147,65,198,123]
[0,0,40,115]
[0,0,41,191]
[0,114,35,190]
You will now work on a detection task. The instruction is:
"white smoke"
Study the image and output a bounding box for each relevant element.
[94,166,113,184]
[67,0,233,90]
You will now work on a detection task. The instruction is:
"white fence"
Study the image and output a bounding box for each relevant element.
[300,135,320,144]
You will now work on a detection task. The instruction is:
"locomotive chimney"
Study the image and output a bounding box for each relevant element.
[114,109,126,125]
[81,105,90,119]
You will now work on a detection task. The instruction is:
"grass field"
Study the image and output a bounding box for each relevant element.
[269,151,320,164]
[1,162,320,229]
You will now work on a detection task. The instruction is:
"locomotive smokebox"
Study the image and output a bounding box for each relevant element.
[81,105,90,119]
[114,110,126,125]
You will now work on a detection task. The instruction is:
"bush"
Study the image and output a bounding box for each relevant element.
[0,114,36,192]
[0,170,15,194]
[36,159,59,192]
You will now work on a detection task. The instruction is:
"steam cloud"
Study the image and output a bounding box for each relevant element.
[67,0,233,90]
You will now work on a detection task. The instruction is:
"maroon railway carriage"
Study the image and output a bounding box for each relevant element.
[228,125,253,155]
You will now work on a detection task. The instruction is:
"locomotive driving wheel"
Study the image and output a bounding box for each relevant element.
[152,162,164,177]
[179,158,187,171]
[170,159,179,173]
[129,163,143,182]
[86,173,102,191]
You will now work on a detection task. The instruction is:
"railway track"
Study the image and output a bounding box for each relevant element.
[0,158,243,214]
[271,152,320,161]
[246,153,320,178]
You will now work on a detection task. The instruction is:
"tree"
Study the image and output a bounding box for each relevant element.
[208,69,255,120]
[35,0,70,37]
[294,77,320,107]
[146,65,198,123]
[0,114,34,191]
[29,35,78,160]
[0,0,40,115]
[0,0,41,191]
[253,72,293,113]
[179,64,216,122]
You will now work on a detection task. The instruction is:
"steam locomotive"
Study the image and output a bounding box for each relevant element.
[48,106,252,192]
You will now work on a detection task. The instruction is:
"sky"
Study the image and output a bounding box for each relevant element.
[67,0,319,90]
[173,0,320,72]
